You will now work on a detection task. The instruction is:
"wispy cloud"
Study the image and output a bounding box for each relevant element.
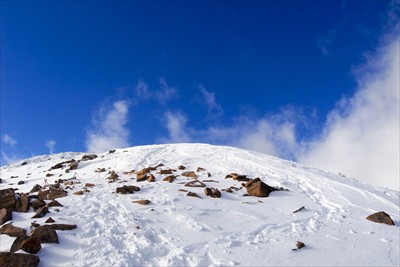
[199,85,224,120]
[2,134,17,147]
[134,78,178,105]
[1,150,22,165]
[299,33,400,190]
[45,140,56,154]
[158,111,191,143]
[86,100,130,153]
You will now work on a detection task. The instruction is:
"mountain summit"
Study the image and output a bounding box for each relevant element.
[0,143,399,266]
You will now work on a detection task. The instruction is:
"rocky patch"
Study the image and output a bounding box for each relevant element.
[132,200,151,205]
[244,178,279,197]
[366,211,395,225]
[204,187,221,198]
[163,175,177,183]
[0,223,27,237]
[30,225,59,243]
[0,208,12,225]
[181,171,197,178]
[186,192,202,199]
[32,206,49,219]
[116,185,140,194]
[184,180,206,188]
[0,188,16,210]
[0,252,40,267]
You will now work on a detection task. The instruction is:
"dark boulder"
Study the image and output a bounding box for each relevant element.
[0,208,12,225]
[0,223,27,237]
[0,252,40,267]
[31,206,49,219]
[16,194,30,212]
[30,225,59,243]
[0,188,16,210]
[366,211,395,225]
[204,187,221,198]
[244,178,278,197]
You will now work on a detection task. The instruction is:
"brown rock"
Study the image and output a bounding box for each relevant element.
[46,173,53,177]
[45,217,55,223]
[20,237,42,254]
[47,200,63,207]
[158,169,174,175]
[16,194,30,212]
[186,192,202,199]
[245,178,278,197]
[107,171,119,182]
[81,154,98,161]
[95,168,106,173]
[366,211,395,225]
[225,173,250,181]
[0,223,27,237]
[132,200,151,205]
[296,241,305,249]
[178,189,188,192]
[196,167,205,172]
[31,222,40,228]
[116,185,140,194]
[147,174,156,182]
[184,180,206,188]
[31,206,49,219]
[37,188,68,200]
[181,171,197,178]
[0,208,12,225]
[29,184,42,193]
[0,188,16,210]
[30,225,59,243]
[178,165,186,170]
[73,191,83,196]
[30,199,46,211]
[52,224,77,231]
[0,252,40,267]
[85,183,95,188]
[18,181,25,185]
[135,168,151,176]
[136,174,148,182]
[163,175,176,183]
[204,187,221,198]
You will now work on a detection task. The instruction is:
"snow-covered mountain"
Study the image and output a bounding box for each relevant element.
[0,143,399,266]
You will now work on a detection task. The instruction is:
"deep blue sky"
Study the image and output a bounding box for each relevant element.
[0,0,395,163]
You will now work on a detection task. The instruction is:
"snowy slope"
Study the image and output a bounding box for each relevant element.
[0,143,399,266]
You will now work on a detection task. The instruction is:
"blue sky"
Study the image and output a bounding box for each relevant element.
[1,1,399,190]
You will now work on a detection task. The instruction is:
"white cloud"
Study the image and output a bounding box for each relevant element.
[1,150,22,165]
[156,78,178,104]
[86,100,130,153]
[199,85,224,120]
[45,140,56,154]
[299,35,400,190]
[159,111,191,143]
[135,80,151,100]
[2,134,17,147]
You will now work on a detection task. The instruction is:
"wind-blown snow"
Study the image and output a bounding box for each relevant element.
[0,144,399,266]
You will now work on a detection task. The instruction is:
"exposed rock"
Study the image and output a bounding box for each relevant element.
[0,208,12,225]
[366,211,395,225]
[95,168,106,173]
[293,206,305,213]
[178,165,186,170]
[30,225,59,243]
[132,199,151,205]
[16,194,30,212]
[29,184,42,194]
[186,192,202,199]
[85,183,95,188]
[204,187,221,198]
[31,222,40,228]
[158,169,174,175]
[225,173,250,181]
[136,174,148,182]
[45,217,55,223]
[184,180,206,188]
[207,172,211,177]
[178,189,188,192]
[45,173,53,177]
[37,188,68,200]
[69,160,79,170]
[147,174,156,182]
[196,167,205,172]
[0,188,16,210]
[116,185,140,194]
[73,191,83,196]
[0,223,27,237]
[181,171,197,178]
[52,224,77,231]
[31,206,49,219]
[0,252,40,267]
[21,161,28,165]
[107,171,119,182]
[296,241,305,250]
[135,168,151,176]
[109,149,116,153]
[81,154,98,161]
[163,175,176,183]
[155,163,165,168]
[12,237,42,254]
[49,160,75,170]
[244,178,278,197]
[47,200,63,207]
[17,181,25,185]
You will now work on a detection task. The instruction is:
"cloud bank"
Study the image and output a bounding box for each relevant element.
[86,100,130,153]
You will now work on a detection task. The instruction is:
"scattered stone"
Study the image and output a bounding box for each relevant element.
[132,199,151,205]
[202,179,218,183]
[49,160,74,170]
[186,192,202,199]
[31,222,40,228]
[181,171,197,178]
[225,173,250,181]
[17,181,25,185]
[10,176,19,179]
[204,187,221,198]
[178,189,188,192]
[84,183,95,188]
[116,185,140,194]
[163,175,176,183]
[158,169,175,175]
[16,194,30,212]
[295,241,305,250]
[147,174,156,182]
[29,184,42,193]
[21,161,28,165]
[0,223,27,237]
[32,206,49,219]
[95,168,106,173]
[0,188,16,210]
[69,160,79,170]
[178,165,186,170]
[366,211,395,226]
[47,200,63,207]
[81,154,98,161]
[73,191,83,196]
[30,225,59,243]
[196,167,205,172]
[0,252,40,267]
[226,188,233,193]
[37,188,68,200]
[109,149,116,153]
[244,178,279,197]
[107,171,119,182]
[45,217,55,223]
[155,163,165,168]
[293,206,305,213]
[136,174,148,182]
[13,237,42,254]
[52,224,77,231]
[207,172,211,177]
[135,168,151,176]
[123,170,136,175]
[0,208,12,225]
[184,180,206,188]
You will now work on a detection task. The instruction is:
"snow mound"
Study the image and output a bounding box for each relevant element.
[1,143,399,266]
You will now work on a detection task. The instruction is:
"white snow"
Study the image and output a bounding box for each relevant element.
[0,143,399,266]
